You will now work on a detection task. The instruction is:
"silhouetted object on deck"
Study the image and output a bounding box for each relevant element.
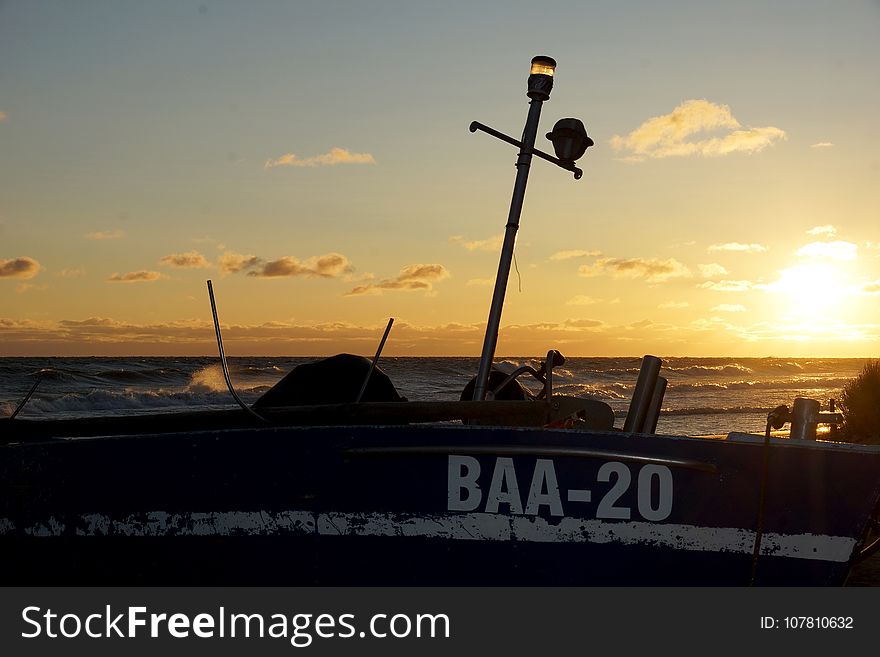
[460,370,528,402]
[254,354,405,408]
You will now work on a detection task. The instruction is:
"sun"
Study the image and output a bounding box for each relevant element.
[764,263,851,319]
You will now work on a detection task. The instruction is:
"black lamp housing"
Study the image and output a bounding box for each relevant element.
[545,118,593,163]
[527,56,556,100]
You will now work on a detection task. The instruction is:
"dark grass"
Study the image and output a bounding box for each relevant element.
[840,359,880,444]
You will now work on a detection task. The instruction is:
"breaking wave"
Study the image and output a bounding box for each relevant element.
[16,389,247,418]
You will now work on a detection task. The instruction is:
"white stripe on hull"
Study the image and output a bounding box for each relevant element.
[0,511,856,563]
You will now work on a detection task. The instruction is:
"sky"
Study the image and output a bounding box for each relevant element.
[1,0,879,357]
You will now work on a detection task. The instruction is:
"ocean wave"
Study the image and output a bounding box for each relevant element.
[661,406,769,416]
[18,388,244,417]
[665,364,754,375]
[28,368,72,382]
[93,367,187,383]
[669,378,850,392]
[555,382,631,400]
[611,405,775,419]
[581,367,642,378]
[187,364,275,394]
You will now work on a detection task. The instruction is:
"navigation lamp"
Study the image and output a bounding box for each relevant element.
[527,56,556,100]
[545,118,593,163]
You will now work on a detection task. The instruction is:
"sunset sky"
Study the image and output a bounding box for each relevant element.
[2,1,879,356]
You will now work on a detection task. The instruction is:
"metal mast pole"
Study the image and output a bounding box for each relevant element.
[473,97,545,401]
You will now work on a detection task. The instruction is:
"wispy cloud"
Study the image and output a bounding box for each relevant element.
[707,242,768,253]
[449,234,504,252]
[807,225,836,237]
[712,304,746,312]
[578,257,691,283]
[0,256,41,279]
[219,252,261,275]
[159,251,211,268]
[697,280,754,292]
[249,253,353,278]
[810,142,834,149]
[346,264,450,296]
[566,295,603,306]
[265,147,376,169]
[15,282,48,294]
[218,251,353,279]
[86,229,126,240]
[56,268,85,278]
[658,301,689,309]
[549,249,601,261]
[796,241,857,261]
[107,270,163,283]
[611,99,786,160]
[697,263,729,278]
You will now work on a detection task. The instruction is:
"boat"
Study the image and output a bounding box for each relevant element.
[2,56,880,586]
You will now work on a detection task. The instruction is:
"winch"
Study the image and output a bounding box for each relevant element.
[767,398,844,440]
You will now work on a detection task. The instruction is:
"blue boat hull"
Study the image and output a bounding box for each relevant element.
[2,425,879,585]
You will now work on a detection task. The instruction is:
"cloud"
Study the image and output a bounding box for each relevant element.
[549,249,602,261]
[810,142,834,149]
[56,268,86,278]
[611,99,786,160]
[466,278,493,286]
[708,242,768,253]
[697,263,729,278]
[159,250,211,268]
[711,304,746,312]
[807,225,836,237]
[15,282,48,294]
[346,264,450,296]
[107,270,163,283]
[0,315,629,357]
[219,251,353,279]
[697,280,754,292]
[796,240,857,261]
[561,318,605,329]
[219,251,261,274]
[86,230,125,240]
[449,234,504,252]
[578,257,691,283]
[248,253,353,278]
[265,147,376,169]
[658,301,689,309]
[566,295,602,306]
[0,111,6,122]
[860,280,880,295]
[0,256,41,279]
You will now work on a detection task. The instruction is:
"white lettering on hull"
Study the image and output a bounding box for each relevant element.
[0,511,856,563]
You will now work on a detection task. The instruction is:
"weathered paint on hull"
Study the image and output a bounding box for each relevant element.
[2,425,879,585]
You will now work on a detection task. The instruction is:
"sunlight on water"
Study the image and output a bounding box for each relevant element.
[188,365,229,393]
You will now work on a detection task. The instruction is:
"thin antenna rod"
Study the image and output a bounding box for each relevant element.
[355,317,394,403]
[207,280,269,424]
[9,375,42,420]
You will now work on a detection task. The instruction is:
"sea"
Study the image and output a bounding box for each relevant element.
[0,356,867,436]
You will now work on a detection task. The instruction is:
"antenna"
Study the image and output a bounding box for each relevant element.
[9,374,43,420]
[206,280,269,424]
[355,317,394,403]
